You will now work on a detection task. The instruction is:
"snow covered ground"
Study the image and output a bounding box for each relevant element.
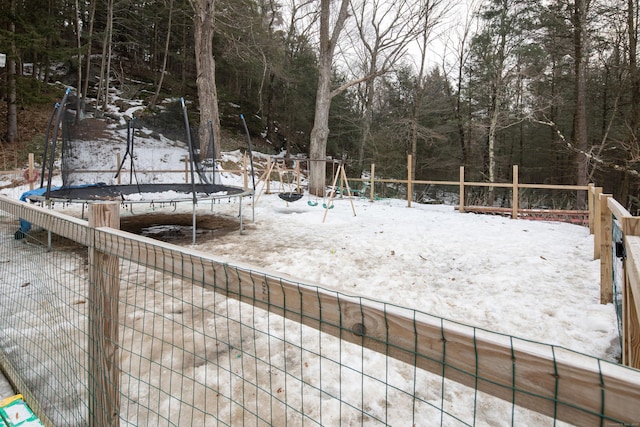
[190,193,619,361]
[0,113,621,425]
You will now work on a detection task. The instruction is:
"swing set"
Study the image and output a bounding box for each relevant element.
[254,157,357,221]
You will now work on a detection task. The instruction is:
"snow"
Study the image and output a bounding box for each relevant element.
[0,113,621,425]
[192,194,618,360]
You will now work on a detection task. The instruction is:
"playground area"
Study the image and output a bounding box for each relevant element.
[1,193,637,425]
[0,90,638,425]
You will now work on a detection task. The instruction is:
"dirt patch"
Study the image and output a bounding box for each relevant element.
[120,212,240,244]
[67,117,114,141]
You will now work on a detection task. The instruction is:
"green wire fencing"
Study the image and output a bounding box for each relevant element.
[1,195,640,426]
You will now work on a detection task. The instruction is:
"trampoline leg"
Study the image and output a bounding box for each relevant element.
[47,230,52,252]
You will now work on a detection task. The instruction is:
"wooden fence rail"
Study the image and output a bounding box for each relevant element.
[294,158,591,219]
[1,195,640,425]
[589,186,640,369]
[6,154,639,373]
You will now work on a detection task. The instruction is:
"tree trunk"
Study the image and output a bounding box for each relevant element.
[74,0,83,122]
[97,0,113,111]
[486,82,500,205]
[455,55,467,169]
[573,0,589,208]
[190,0,221,160]
[82,0,97,105]
[6,0,18,145]
[150,0,174,109]
[308,0,350,196]
[309,60,332,195]
[103,1,114,111]
[356,77,373,173]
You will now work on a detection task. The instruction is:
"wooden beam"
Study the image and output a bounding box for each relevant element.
[623,237,640,369]
[4,194,640,425]
[622,222,640,369]
[459,166,465,213]
[0,195,89,244]
[88,227,640,426]
[88,202,121,427]
[608,197,633,220]
[601,194,613,304]
[588,184,594,233]
[517,183,591,190]
[512,165,519,219]
[407,154,412,208]
[116,153,121,185]
[370,164,375,203]
[339,164,357,217]
[593,187,603,259]
[27,153,34,191]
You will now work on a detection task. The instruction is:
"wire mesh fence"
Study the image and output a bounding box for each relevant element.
[612,217,625,350]
[1,196,639,426]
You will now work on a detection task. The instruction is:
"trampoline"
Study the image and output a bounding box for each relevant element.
[28,183,251,204]
[22,91,256,244]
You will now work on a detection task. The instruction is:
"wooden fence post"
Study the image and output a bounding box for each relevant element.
[621,216,640,368]
[588,184,594,233]
[407,154,412,208]
[88,202,121,427]
[594,187,603,259]
[27,153,35,191]
[600,194,613,304]
[370,164,375,203]
[459,166,465,213]
[512,165,519,219]
[116,153,122,185]
[266,156,272,194]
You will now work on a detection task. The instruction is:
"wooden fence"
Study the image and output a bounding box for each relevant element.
[4,155,640,377]
[1,195,640,425]
[589,185,640,369]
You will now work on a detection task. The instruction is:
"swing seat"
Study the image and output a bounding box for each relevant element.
[322,203,334,209]
[307,200,319,207]
[279,192,304,202]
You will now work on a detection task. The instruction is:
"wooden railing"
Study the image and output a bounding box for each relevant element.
[344,158,591,214]
[1,195,640,425]
[5,154,638,371]
[589,185,640,368]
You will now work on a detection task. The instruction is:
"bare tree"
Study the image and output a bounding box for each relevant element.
[74,0,83,121]
[150,0,175,109]
[82,0,97,107]
[96,0,114,111]
[189,0,221,159]
[307,0,439,195]
[350,0,446,175]
[468,0,539,203]
[6,0,18,145]
[573,0,590,208]
[403,0,451,181]
[308,0,350,196]
[441,0,480,171]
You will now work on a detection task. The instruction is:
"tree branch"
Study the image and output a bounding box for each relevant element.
[330,69,387,98]
[532,117,640,179]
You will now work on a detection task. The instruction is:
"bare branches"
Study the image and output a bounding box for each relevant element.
[533,117,640,179]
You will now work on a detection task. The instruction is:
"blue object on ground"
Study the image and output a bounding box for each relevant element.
[16,186,66,238]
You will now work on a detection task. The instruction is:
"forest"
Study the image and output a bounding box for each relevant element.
[0,0,639,210]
